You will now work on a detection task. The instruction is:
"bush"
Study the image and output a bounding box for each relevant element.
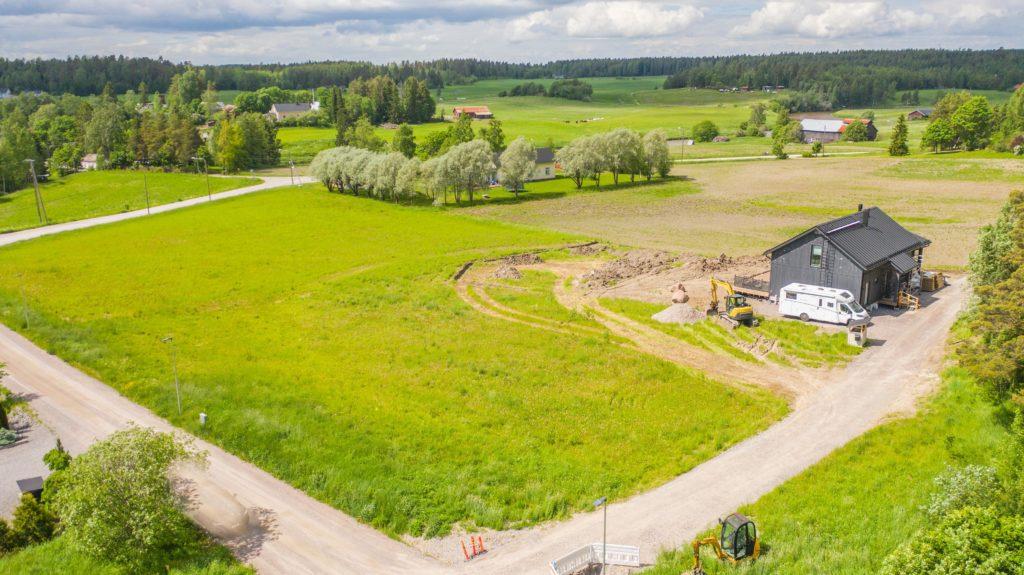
[43,440,72,471]
[811,141,824,156]
[692,120,719,142]
[924,465,1000,519]
[10,494,58,548]
[843,120,870,142]
[0,428,15,446]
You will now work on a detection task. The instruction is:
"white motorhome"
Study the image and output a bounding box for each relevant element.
[778,283,870,325]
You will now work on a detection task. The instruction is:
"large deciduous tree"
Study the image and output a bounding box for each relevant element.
[52,427,203,571]
[497,136,536,200]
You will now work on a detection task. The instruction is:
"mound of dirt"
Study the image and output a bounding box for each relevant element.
[582,250,677,287]
[503,253,543,266]
[569,243,608,256]
[652,303,706,325]
[493,264,522,280]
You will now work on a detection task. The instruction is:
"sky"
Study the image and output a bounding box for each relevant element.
[1,0,1022,65]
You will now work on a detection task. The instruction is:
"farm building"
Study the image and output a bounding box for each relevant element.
[80,153,98,170]
[493,147,556,182]
[799,118,877,143]
[452,106,493,120]
[765,206,930,307]
[907,108,933,120]
[268,102,319,121]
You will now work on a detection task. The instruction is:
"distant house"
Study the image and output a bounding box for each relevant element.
[0,88,12,100]
[907,108,933,121]
[452,106,493,120]
[80,153,98,170]
[493,147,556,182]
[765,206,930,307]
[268,102,319,121]
[800,118,877,143]
[1015,83,1023,92]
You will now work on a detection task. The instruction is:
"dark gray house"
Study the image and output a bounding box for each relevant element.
[765,207,930,307]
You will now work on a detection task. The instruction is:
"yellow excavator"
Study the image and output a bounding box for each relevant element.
[708,277,758,328]
[691,513,761,575]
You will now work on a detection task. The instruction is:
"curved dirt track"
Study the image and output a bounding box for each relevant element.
[1,235,963,574]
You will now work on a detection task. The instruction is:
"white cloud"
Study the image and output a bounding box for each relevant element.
[509,1,702,42]
[734,1,928,38]
[565,2,703,38]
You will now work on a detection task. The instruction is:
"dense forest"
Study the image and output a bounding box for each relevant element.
[2,50,1022,104]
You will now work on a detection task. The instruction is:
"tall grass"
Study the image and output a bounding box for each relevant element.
[0,185,786,537]
[644,367,1007,575]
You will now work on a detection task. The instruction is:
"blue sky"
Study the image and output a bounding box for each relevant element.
[1,0,1021,65]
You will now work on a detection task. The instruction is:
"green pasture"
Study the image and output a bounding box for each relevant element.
[0,171,258,233]
[0,185,786,537]
[645,366,1007,575]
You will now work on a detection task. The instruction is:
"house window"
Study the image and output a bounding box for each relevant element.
[545,167,551,175]
[810,245,823,268]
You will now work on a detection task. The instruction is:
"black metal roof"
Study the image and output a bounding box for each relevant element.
[766,207,930,270]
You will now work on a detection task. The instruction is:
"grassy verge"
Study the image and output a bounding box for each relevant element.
[644,366,1007,575]
[0,184,787,537]
[0,171,259,233]
[0,533,249,575]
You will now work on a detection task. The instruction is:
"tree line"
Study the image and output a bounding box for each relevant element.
[498,79,594,101]
[920,87,1024,153]
[664,49,1024,107]
[4,50,1023,98]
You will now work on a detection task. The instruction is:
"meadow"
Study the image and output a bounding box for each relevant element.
[0,185,787,537]
[465,155,1015,269]
[0,171,258,233]
[644,367,1007,575]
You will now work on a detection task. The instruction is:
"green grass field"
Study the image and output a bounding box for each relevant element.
[0,171,258,233]
[645,366,1007,575]
[276,80,1018,167]
[0,184,786,537]
[0,533,249,575]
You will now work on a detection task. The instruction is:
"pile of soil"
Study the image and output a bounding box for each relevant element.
[503,253,543,266]
[569,243,608,256]
[652,303,706,325]
[582,250,677,287]
[493,264,522,280]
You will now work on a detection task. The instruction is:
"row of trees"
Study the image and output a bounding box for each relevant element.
[879,191,1024,573]
[5,50,1023,97]
[555,128,671,188]
[309,146,421,202]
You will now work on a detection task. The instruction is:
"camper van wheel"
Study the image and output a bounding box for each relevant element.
[799,313,809,322]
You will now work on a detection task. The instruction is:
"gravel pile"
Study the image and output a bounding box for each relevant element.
[651,303,706,325]
[493,264,522,280]
[503,253,543,266]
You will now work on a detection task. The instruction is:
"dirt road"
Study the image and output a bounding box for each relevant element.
[0,176,312,249]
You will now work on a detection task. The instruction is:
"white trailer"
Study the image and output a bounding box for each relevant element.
[778,283,870,325]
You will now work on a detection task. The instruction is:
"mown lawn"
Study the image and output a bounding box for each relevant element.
[0,184,787,537]
[0,533,249,575]
[0,170,258,233]
[644,367,1007,575]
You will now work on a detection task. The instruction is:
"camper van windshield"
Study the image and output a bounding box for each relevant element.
[848,300,865,314]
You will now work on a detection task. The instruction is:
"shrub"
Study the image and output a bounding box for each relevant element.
[10,493,58,548]
[811,141,824,156]
[692,120,719,142]
[44,439,72,471]
[0,428,15,446]
[923,465,1000,519]
[842,120,870,142]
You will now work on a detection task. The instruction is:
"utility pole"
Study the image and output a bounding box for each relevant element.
[289,159,295,185]
[594,497,607,574]
[162,336,182,416]
[25,159,47,224]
